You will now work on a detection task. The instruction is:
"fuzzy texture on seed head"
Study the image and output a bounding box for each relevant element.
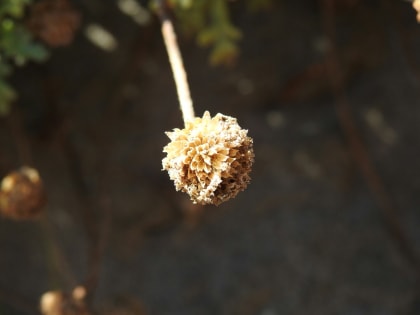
[162,111,254,205]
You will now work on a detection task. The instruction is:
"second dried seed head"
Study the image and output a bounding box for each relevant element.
[0,166,46,220]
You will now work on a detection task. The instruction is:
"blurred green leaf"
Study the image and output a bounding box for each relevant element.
[0,0,32,18]
[173,0,207,36]
[0,0,48,116]
[224,24,242,41]
[0,80,16,116]
[204,0,241,65]
[176,0,193,9]
[0,62,12,77]
[173,0,241,66]
[0,24,49,63]
[168,0,194,9]
[210,39,239,66]
[197,27,217,46]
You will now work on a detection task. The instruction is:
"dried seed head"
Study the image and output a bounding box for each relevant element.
[0,166,47,220]
[27,0,81,47]
[414,0,420,22]
[162,111,254,205]
[40,286,90,315]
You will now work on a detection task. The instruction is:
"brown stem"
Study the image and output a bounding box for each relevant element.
[6,106,78,290]
[58,128,107,302]
[7,109,33,166]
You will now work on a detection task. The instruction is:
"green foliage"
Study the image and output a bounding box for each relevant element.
[168,0,272,66]
[170,0,241,66]
[0,0,49,116]
[0,75,16,116]
[0,0,32,18]
[1,19,48,64]
[0,0,271,115]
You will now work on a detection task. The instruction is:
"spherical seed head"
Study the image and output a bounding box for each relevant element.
[40,287,90,315]
[0,166,47,220]
[162,111,254,206]
[27,0,81,47]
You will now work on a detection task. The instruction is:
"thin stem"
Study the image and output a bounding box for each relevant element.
[7,106,78,288]
[7,109,33,166]
[159,9,195,124]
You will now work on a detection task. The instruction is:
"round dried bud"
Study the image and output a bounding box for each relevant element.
[27,0,81,47]
[162,111,254,205]
[414,0,420,12]
[0,166,47,220]
[40,287,90,315]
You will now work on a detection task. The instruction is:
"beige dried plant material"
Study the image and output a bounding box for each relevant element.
[40,286,90,315]
[162,111,254,205]
[0,166,46,220]
[414,0,420,22]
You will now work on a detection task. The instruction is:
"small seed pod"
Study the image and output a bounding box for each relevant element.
[162,111,254,205]
[26,0,81,47]
[0,166,47,220]
[414,0,420,22]
[40,286,90,315]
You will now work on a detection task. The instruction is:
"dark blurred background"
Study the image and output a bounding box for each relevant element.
[1,0,420,314]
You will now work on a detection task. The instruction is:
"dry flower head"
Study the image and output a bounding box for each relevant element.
[27,0,81,47]
[414,0,420,22]
[0,166,46,220]
[162,111,254,205]
[40,286,90,315]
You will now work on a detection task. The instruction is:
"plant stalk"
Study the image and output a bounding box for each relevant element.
[159,10,195,124]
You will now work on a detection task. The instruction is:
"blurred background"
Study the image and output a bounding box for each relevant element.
[1,0,420,314]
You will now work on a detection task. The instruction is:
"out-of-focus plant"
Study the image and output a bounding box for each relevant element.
[26,0,81,48]
[167,0,240,66]
[164,0,272,66]
[0,0,49,116]
[0,0,270,115]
